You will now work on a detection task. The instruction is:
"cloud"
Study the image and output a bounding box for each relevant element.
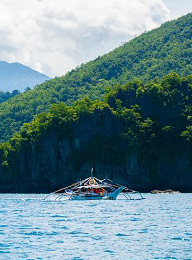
[0,0,170,77]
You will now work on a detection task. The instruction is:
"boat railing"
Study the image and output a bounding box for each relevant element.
[43,176,146,201]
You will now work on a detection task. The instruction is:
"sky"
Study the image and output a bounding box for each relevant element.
[0,0,191,77]
[163,0,192,19]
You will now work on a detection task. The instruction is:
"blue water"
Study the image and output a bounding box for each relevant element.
[0,193,191,260]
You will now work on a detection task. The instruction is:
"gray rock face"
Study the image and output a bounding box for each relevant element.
[0,61,50,92]
[1,108,192,193]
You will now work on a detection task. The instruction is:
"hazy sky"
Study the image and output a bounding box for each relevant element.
[0,0,191,77]
[162,0,192,19]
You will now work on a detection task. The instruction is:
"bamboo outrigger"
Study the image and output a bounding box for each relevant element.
[44,174,145,201]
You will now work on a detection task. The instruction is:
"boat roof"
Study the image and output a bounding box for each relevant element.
[49,175,123,194]
[78,184,109,189]
[44,172,146,200]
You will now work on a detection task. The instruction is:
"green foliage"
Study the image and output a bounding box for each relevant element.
[0,14,192,142]
[0,89,20,103]
[181,126,192,141]
[2,73,192,178]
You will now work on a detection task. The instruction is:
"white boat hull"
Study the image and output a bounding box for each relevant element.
[69,187,124,200]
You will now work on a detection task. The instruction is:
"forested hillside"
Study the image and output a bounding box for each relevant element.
[1,73,192,192]
[0,90,20,103]
[0,13,192,142]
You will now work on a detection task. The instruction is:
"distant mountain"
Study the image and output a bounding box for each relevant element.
[0,61,50,92]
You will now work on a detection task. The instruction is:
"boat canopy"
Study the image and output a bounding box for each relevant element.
[79,184,109,189]
[43,175,145,201]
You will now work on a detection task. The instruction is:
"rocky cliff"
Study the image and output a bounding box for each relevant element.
[1,74,192,193]
[1,106,192,193]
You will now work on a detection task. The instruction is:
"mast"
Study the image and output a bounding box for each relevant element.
[91,168,93,178]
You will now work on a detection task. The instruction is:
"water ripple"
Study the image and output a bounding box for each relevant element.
[0,193,191,259]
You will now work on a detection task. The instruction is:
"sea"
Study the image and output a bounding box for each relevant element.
[0,193,191,260]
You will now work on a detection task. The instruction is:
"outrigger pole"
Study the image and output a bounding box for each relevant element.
[43,181,80,200]
[44,174,145,201]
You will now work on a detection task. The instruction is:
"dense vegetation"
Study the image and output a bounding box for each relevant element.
[1,73,192,190]
[0,90,20,103]
[0,13,192,142]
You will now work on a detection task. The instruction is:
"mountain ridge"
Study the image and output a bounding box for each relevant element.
[0,61,50,92]
[0,13,192,141]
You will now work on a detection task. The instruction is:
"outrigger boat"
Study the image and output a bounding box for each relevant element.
[44,175,145,201]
